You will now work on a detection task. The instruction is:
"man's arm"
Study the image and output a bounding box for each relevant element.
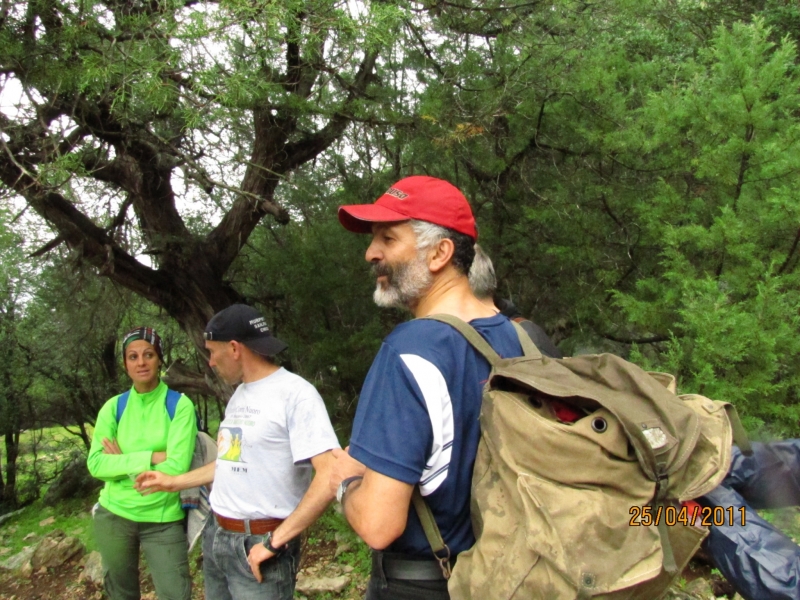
[329,447,413,549]
[247,449,337,581]
[135,461,216,494]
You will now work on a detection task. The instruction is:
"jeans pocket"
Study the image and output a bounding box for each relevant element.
[237,534,261,582]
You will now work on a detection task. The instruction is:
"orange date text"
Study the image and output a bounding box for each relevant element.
[629,505,746,527]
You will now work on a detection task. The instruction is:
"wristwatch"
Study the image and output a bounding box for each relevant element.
[262,531,286,554]
[336,475,364,504]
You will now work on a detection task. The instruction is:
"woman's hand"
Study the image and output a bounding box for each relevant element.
[102,438,122,454]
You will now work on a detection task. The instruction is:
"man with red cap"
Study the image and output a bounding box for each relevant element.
[331,176,525,599]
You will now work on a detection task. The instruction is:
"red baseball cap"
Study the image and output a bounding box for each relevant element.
[338,176,478,240]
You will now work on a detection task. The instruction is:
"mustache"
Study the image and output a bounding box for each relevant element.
[372,262,394,279]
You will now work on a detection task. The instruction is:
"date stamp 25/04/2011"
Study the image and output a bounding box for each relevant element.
[629,505,745,527]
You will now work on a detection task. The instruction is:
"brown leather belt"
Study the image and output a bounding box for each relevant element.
[214,512,283,535]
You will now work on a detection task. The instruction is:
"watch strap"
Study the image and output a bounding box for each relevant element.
[337,475,364,504]
[262,531,284,554]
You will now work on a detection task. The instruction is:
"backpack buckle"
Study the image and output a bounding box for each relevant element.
[433,545,452,579]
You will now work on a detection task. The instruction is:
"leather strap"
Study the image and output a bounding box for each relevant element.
[214,513,283,535]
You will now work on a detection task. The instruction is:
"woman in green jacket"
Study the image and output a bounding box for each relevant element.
[87,327,197,600]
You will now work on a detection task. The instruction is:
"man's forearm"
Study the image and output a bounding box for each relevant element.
[269,454,335,548]
[175,460,216,489]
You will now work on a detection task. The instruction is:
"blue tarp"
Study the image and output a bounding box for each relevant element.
[701,442,800,600]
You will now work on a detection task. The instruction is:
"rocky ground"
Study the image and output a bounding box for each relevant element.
[0,497,745,600]
[0,508,369,600]
[0,538,740,600]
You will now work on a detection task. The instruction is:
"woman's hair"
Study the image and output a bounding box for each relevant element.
[468,244,497,300]
[121,327,164,362]
[409,220,476,275]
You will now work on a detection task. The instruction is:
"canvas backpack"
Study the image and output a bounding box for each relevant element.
[416,314,750,600]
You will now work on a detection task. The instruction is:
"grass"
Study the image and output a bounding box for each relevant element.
[1,420,371,598]
[310,506,371,577]
[0,496,97,557]
[758,507,800,543]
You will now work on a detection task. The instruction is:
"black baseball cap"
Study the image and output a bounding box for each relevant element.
[204,304,288,357]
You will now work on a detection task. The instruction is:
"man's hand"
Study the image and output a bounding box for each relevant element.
[329,447,367,496]
[102,438,122,454]
[135,471,176,494]
[247,542,275,582]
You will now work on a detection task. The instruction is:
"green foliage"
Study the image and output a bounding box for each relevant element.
[232,180,394,432]
[615,21,800,436]
[3,0,800,446]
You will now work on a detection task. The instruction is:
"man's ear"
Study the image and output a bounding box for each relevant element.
[428,238,455,274]
[229,340,242,359]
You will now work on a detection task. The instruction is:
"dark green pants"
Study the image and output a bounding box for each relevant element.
[93,504,191,600]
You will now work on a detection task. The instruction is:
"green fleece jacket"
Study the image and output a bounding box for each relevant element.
[87,380,198,523]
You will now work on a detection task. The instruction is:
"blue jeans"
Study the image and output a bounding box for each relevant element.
[202,518,300,600]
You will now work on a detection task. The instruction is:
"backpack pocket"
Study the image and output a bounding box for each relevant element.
[517,472,663,597]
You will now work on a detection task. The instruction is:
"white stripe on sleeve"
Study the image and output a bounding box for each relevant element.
[399,354,454,496]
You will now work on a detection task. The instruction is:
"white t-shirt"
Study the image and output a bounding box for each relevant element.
[210,367,340,519]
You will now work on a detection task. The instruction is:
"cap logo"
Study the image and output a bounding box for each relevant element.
[249,316,270,333]
[384,187,409,200]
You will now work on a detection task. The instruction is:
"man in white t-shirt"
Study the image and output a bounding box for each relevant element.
[136,304,340,600]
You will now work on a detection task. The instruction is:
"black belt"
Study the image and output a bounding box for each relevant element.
[379,552,456,581]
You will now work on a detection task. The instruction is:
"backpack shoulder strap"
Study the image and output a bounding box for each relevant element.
[411,487,453,579]
[423,314,502,366]
[115,391,131,422]
[165,388,204,430]
[510,321,542,359]
[165,388,182,420]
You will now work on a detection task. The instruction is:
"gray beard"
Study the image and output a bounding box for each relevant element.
[372,253,433,310]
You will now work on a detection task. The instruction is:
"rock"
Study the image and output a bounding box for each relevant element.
[19,560,32,578]
[38,517,56,527]
[683,577,714,599]
[342,564,354,573]
[334,542,352,558]
[0,547,9,555]
[31,529,85,569]
[295,574,350,595]
[334,532,349,544]
[80,551,104,585]
[0,508,25,526]
[22,532,37,541]
[43,454,102,506]
[0,545,34,573]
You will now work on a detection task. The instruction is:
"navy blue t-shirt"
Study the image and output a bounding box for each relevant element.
[349,314,523,557]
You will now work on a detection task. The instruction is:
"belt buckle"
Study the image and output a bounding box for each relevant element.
[243,519,251,535]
